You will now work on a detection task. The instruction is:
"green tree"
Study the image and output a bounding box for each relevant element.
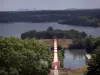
[84,36,95,53]
[0,37,52,75]
[47,27,53,31]
[84,36,100,53]
[86,46,100,75]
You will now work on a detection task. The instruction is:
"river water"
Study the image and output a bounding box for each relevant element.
[0,22,100,37]
[0,22,97,68]
[64,49,86,68]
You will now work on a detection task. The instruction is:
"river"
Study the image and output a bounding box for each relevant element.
[0,22,100,37]
[64,49,86,68]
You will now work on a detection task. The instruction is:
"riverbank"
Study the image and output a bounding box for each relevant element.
[49,66,87,75]
[58,16,100,27]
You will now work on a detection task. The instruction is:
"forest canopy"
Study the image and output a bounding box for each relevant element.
[21,27,87,39]
[0,37,53,75]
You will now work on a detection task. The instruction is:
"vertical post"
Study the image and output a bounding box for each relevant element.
[53,38,58,65]
[52,37,59,75]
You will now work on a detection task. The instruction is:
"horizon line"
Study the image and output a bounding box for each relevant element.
[0,8,100,12]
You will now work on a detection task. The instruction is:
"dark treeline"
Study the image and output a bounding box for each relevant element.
[68,38,85,49]
[0,9,100,23]
[21,27,87,39]
[84,36,100,53]
[58,16,100,27]
[68,36,100,54]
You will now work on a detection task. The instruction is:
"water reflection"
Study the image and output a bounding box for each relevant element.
[64,49,86,68]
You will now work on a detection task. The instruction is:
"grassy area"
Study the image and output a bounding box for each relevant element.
[67,66,87,75]
[49,66,87,75]
[39,39,73,48]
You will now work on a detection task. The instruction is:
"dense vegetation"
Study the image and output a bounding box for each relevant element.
[84,36,100,53]
[58,16,100,27]
[0,37,51,75]
[83,36,100,75]
[85,47,100,75]
[68,38,84,49]
[21,27,87,39]
[1,9,100,27]
[68,36,100,51]
[0,37,64,75]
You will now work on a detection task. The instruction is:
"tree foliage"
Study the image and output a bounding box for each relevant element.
[84,37,100,75]
[21,28,87,39]
[84,36,100,53]
[0,37,53,75]
[86,46,100,75]
[1,9,100,24]
[47,27,53,31]
[59,16,100,27]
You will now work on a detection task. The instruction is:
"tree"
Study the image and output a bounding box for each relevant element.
[84,36,95,53]
[86,46,100,75]
[84,36,100,54]
[80,32,87,38]
[21,29,87,39]
[47,27,53,31]
[0,37,52,75]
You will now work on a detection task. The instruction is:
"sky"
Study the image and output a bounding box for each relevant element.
[0,0,100,11]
